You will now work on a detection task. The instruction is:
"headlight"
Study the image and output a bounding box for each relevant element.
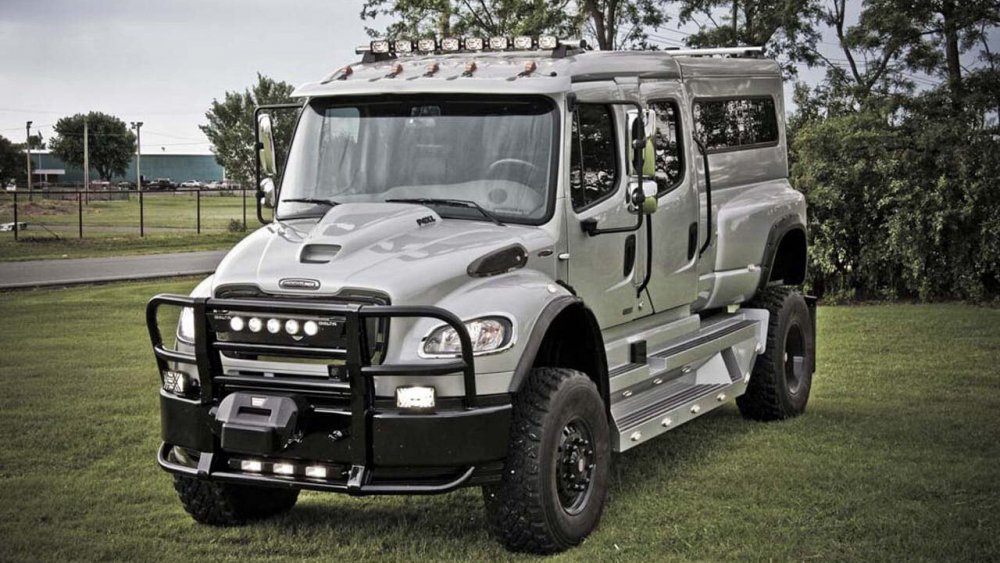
[422,316,513,356]
[177,307,195,342]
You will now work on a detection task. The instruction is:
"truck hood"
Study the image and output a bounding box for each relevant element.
[212,203,555,304]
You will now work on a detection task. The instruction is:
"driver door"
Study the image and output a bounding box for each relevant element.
[565,83,644,329]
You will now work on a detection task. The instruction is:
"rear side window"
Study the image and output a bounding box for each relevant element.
[571,104,618,211]
[649,101,684,194]
[694,97,778,152]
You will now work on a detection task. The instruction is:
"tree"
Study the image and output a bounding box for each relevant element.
[200,74,298,190]
[360,0,667,50]
[0,135,26,187]
[49,112,135,181]
[677,0,822,76]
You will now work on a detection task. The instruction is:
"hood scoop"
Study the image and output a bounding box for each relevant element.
[300,244,341,264]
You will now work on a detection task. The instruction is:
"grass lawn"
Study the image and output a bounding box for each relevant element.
[0,281,997,561]
[0,232,246,262]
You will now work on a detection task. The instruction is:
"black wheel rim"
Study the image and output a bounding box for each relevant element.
[784,322,806,394]
[556,418,596,515]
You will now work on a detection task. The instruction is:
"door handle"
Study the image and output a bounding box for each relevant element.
[687,222,698,260]
[624,234,637,277]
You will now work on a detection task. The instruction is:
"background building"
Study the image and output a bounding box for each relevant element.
[27,151,225,185]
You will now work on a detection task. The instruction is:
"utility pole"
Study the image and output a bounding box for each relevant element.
[25,121,32,201]
[83,118,89,204]
[131,121,144,236]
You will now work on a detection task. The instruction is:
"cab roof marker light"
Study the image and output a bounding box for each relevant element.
[462,61,478,77]
[335,66,353,80]
[417,38,437,52]
[464,37,485,51]
[385,62,403,78]
[424,62,440,77]
[441,37,461,51]
[513,36,534,50]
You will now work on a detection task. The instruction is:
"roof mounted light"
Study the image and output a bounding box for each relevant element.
[370,39,391,54]
[538,36,559,50]
[464,37,485,51]
[441,37,461,51]
[393,39,414,53]
[489,36,510,50]
[417,38,437,52]
[513,36,534,50]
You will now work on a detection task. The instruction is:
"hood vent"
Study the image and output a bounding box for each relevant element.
[300,244,342,264]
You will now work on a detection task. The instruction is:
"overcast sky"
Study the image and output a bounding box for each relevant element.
[0,0,982,155]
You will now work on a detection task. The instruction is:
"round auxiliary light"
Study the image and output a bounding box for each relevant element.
[303,320,319,336]
[417,38,437,52]
[463,37,485,51]
[229,316,245,332]
[266,318,282,334]
[489,36,510,50]
[248,317,263,333]
[513,36,533,50]
[393,39,414,53]
[538,35,559,50]
[441,37,460,51]
[370,39,391,54]
[285,319,300,335]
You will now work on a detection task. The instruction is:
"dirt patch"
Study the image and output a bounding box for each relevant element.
[0,200,78,216]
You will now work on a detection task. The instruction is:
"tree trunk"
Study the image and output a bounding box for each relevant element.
[940,0,964,110]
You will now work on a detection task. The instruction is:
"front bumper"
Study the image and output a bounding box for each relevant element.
[147,294,510,495]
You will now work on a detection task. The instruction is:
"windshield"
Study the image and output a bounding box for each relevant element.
[278,95,557,224]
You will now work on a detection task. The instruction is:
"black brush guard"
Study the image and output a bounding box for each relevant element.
[146,294,487,495]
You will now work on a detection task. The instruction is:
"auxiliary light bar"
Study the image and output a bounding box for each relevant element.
[358,36,587,56]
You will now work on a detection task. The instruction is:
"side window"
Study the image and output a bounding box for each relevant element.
[649,101,684,195]
[693,97,778,152]
[570,104,618,211]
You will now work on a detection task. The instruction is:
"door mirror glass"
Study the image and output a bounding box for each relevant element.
[260,177,277,209]
[258,114,277,178]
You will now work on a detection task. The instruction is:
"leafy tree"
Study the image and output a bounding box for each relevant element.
[200,73,299,190]
[677,0,822,76]
[49,112,135,181]
[360,0,667,50]
[0,135,27,187]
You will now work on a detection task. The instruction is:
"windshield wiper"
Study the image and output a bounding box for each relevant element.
[385,198,505,226]
[282,198,341,207]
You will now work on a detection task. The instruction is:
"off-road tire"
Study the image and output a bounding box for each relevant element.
[737,286,815,421]
[173,475,299,526]
[483,367,610,554]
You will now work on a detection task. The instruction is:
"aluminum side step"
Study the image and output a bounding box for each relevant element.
[609,314,762,452]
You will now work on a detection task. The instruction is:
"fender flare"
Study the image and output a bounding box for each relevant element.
[758,214,807,291]
[507,296,610,407]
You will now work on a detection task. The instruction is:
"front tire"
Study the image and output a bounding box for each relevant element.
[738,286,816,421]
[173,475,299,526]
[483,367,610,554]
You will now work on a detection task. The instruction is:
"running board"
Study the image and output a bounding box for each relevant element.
[610,315,762,452]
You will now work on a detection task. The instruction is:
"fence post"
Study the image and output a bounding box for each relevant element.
[139,187,144,238]
[78,191,83,238]
[13,191,18,241]
[196,189,201,234]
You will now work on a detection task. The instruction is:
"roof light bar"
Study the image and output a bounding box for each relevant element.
[370,39,391,54]
[417,38,437,52]
[538,35,559,50]
[393,39,414,53]
[441,37,461,51]
[489,36,510,50]
[358,36,582,56]
[513,36,534,50]
[464,37,485,51]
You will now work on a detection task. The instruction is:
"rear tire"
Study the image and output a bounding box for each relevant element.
[173,475,299,526]
[483,367,610,554]
[737,286,815,421]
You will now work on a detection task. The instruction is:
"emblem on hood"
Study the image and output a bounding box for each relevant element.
[279,278,321,290]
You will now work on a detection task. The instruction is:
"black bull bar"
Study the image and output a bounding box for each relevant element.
[146,294,486,495]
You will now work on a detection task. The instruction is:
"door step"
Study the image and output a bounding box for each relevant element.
[609,313,762,452]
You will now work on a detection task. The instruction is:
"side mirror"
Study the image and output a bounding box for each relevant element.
[629,179,658,215]
[260,177,277,209]
[257,114,277,178]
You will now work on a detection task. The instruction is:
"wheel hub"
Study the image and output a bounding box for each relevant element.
[556,419,595,514]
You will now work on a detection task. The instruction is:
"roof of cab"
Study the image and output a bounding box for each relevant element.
[291,50,780,98]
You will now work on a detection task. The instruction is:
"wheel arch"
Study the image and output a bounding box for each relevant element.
[759,215,807,290]
[507,297,609,410]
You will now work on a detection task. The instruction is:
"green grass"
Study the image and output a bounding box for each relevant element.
[0,282,998,561]
[0,232,246,262]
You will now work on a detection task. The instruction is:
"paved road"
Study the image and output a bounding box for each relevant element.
[0,250,228,289]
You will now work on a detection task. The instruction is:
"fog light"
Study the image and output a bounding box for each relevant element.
[305,466,327,479]
[272,462,295,475]
[303,320,319,336]
[248,317,263,333]
[267,318,282,334]
[285,319,300,335]
[396,386,435,409]
[229,316,245,332]
[241,460,263,472]
[513,36,533,50]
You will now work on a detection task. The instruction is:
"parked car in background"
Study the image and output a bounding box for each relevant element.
[118,181,135,190]
[180,180,203,188]
[149,178,176,190]
[205,181,223,189]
